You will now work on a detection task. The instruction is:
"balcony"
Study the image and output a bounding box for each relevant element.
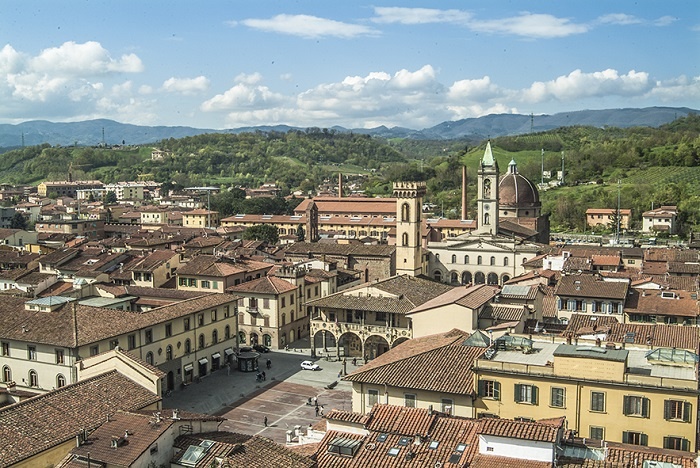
[310,318,412,340]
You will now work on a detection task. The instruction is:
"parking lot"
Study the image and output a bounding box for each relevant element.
[162,348,357,443]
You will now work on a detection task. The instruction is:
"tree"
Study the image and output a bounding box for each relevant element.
[104,191,117,205]
[9,212,27,230]
[296,225,305,242]
[242,224,279,244]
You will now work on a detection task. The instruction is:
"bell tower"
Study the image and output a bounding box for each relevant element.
[393,181,426,276]
[476,141,499,236]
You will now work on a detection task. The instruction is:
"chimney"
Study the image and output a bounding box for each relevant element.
[461,166,467,220]
[414,434,422,445]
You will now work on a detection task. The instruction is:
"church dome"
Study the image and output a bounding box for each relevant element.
[499,159,540,207]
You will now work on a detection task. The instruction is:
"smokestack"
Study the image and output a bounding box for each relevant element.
[338,173,342,198]
[461,166,467,220]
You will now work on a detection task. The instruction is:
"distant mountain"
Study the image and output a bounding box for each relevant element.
[0,107,695,149]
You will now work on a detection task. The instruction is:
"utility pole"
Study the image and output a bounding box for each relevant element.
[530,113,534,134]
[541,148,544,185]
[561,152,565,185]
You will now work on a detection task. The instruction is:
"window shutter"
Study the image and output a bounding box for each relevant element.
[682,438,690,452]
[531,386,538,405]
[683,402,692,422]
[623,396,631,415]
[640,433,648,446]
[642,398,650,418]
[664,400,671,420]
[494,381,501,400]
[622,432,629,444]
[663,436,670,449]
[557,298,562,309]
[478,380,485,397]
[514,384,522,402]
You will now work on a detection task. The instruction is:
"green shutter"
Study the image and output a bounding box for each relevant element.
[642,398,650,418]
[514,384,522,403]
[622,432,629,444]
[640,433,648,446]
[682,438,690,452]
[683,402,692,422]
[664,400,671,420]
[494,381,501,400]
[478,380,485,397]
[531,386,538,405]
[623,395,631,415]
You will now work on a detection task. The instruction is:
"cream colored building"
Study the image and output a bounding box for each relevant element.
[0,293,239,396]
[586,208,632,230]
[183,208,219,228]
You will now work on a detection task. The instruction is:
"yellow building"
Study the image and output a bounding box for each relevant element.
[183,208,219,228]
[586,208,632,229]
[474,336,698,451]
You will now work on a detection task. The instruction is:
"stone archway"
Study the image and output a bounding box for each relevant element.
[450,271,459,284]
[501,274,511,285]
[474,272,485,284]
[392,337,410,348]
[364,335,391,360]
[487,273,499,285]
[461,271,472,285]
[312,329,337,355]
[338,332,362,358]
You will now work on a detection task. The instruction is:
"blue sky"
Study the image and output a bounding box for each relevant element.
[1,1,698,129]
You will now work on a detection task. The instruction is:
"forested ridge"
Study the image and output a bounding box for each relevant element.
[1,114,699,232]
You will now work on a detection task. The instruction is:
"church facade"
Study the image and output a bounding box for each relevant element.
[397,141,547,285]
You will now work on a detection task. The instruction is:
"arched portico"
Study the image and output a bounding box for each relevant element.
[309,320,411,362]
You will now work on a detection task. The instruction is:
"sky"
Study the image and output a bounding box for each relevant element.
[0,1,698,130]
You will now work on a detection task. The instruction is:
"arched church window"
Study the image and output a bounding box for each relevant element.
[484,213,490,225]
[503,257,509,267]
[451,254,457,263]
[490,256,496,266]
[401,203,410,222]
[477,256,482,265]
[402,233,409,246]
[484,179,491,198]
[464,255,469,264]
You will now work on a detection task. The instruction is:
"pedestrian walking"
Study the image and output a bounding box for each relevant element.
[352,357,357,366]
[226,362,231,375]
[266,359,271,369]
[337,371,342,379]
[264,416,268,427]
[320,406,324,417]
[262,371,266,381]
[315,406,319,417]
[313,396,318,407]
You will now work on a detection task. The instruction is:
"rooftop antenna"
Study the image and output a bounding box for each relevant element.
[530,113,534,134]
[541,148,544,185]
[102,127,105,146]
[561,152,565,185]
[21,132,25,148]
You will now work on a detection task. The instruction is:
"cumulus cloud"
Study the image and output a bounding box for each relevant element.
[596,13,643,25]
[162,76,210,95]
[30,41,143,75]
[201,74,287,112]
[448,76,503,101]
[653,16,677,27]
[239,14,379,39]
[371,7,471,25]
[521,69,654,103]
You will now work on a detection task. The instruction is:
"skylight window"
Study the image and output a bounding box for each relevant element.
[387,447,400,457]
[376,433,388,443]
[398,437,411,446]
[429,440,440,449]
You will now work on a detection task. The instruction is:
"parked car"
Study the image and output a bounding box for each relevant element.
[300,360,321,371]
[253,344,270,353]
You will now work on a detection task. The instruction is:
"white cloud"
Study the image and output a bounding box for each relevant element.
[240,14,379,39]
[448,76,503,101]
[521,69,653,103]
[597,13,643,25]
[234,72,263,86]
[653,16,677,27]
[162,76,210,95]
[371,7,471,25]
[469,12,589,38]
[648,75,700,101]
[30,41,143,75]
[201,76,287,112]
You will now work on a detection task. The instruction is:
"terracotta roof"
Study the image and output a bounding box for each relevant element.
[407,284,497,315]
[173,431,315,468]
[591,254,621,266]
[555,275,629,300]
[130,250,178,272]
[624,289,699,318]
[309,275,454,315]
[0,293,237,347]
[606,322,700,350]
[227,275,297,295]
[480,305,526,322]
[0,370,159,467]
[560,313,620,337]
[177,255,271,277]
[668,261,700,274]
[345,337,484,395]
[284,242,396,258]
[478,417,559,443]
[470,454,552,468]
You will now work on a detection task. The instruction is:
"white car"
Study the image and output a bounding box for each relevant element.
[300,360,321,371]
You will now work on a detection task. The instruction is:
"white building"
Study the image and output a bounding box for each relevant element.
[642,205,678,234]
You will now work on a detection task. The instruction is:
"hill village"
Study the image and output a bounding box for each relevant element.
[0,142,697,468]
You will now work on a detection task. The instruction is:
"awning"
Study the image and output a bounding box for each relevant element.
[183,364,194,372]
[212,352,221,359]
[198,358,209,365]
[224,348,234,356]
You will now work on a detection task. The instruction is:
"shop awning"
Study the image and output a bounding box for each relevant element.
[212,352,221,359]
[224,348,234,356]
[183,364,194,372]
[198,358,209,365]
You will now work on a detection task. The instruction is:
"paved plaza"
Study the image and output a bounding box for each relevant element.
[162,345,358,443]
